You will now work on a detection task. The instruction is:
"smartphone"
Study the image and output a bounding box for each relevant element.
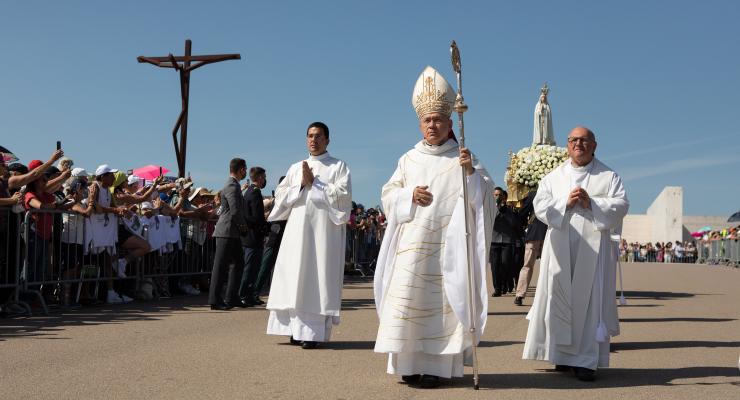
[56,141,61,150]
[159,167,163,177]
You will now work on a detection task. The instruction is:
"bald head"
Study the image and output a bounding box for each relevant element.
[567,126,597,166]
[571,126,596,141]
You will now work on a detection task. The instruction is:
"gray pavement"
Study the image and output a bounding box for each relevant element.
[2,262,739,399]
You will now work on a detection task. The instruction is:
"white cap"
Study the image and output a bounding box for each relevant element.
[411,66,455,119]
[188,187,203,201]
[94,164,118,176]
[71,167,88,177]
[140,201,154,210]
[176,177,193,190]
[127,175,141,185]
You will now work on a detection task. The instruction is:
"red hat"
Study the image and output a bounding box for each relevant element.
[28,160,43,171]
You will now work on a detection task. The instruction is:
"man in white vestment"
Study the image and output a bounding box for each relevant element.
[522,126,629,381]
[374,66,496,388]
[265,122,352,349]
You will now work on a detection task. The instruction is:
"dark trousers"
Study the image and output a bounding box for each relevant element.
[254,246,278,295]
[490,243,514,293]
[238,246,263,300]
[208,237,244,305]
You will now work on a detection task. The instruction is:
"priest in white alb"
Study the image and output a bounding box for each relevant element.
[265,121,352,350]
[522,126,629,381]
[374,66,496,388]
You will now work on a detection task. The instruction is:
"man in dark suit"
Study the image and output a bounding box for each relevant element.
[514,189,548,306]
[252,176,287,303]
[209,158,249,310]
[490,187,520,297]
[238,167,269,306]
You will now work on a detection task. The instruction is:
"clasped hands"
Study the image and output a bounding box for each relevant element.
[301,161,314,187]
[567,187,591,209]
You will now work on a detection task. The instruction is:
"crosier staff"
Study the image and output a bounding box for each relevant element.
[450,40,480,390]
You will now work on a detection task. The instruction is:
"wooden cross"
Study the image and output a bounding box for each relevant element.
[138,39,241,178]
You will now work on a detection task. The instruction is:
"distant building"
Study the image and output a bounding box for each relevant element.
[621,186,730,243]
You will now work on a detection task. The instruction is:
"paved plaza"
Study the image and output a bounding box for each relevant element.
[2,262,738,399]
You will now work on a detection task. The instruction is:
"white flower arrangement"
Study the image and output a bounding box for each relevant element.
[505,145,568,191]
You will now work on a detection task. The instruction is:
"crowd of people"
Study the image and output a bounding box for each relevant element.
[0,146,391,314]
[620,225,739,264]
[619,240,699,263]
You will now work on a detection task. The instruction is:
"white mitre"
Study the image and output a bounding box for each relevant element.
[411,66,455,119]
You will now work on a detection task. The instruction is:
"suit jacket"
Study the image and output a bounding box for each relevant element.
[492,204,522,244]
[213,176,248,239]
[240,183,268,248]
[521,189,547,242]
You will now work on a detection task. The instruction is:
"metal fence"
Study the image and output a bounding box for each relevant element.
[699,238,740,267]
[0,207,28,314]
[4,207,386,316]
[10,208,216,315]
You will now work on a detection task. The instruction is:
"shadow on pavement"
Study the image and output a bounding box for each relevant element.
[326,340,375,350]
[341,298,376,310]
[612,340,740,351]
[488,311,529,316]
[0,295,210,341]
[478,340,523,348]
[619,291,698,300]
[468,367,739,390]
[620,317,736,323]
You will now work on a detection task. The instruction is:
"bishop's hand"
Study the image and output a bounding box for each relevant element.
[301,161,314,187]
[459,147,474,176]
[413,185,433,207]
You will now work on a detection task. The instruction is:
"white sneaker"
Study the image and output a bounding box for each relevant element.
[116,258,128,278]
[120,294,134,303]
[107,290,123,304]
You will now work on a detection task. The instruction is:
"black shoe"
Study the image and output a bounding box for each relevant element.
[401,374,421,384]
[514,296,523,306]
[573,367,596,381]
[238,299,255,308]
[210,302,233,311]
[554,364,572,372]
[252,297,265,306]
[289,336,301,346]
[301,341,318,349]
[419,375,441,389]
[492,290,502,297]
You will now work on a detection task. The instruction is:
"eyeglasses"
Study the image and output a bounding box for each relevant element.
[567,137,592,145]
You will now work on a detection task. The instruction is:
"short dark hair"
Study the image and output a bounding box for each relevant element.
[494,186,504,193]
[249,166,266,181]
[306,121,329,139]
[230,158,246,174]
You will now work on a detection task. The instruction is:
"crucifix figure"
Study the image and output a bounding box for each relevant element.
[138,39,241,178]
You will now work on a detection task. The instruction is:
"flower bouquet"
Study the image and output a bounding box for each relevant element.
[505,145,569,204]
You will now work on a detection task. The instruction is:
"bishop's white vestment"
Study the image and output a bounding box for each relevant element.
[374,139,496,378]
[266,152,352,342]
[522,158,629,369]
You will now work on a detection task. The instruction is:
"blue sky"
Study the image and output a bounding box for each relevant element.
[1,1,738,216]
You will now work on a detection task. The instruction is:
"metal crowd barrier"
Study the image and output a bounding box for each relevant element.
[0,207,29,315]
[698,238,739,267]
[19,208,216,315]
[345,228,381,277]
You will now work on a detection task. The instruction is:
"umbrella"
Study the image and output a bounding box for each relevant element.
[698,226,712,232]
[728,211,740,223]
[690,231,703,238]
[0,145,19,164]
[132,165,169,180]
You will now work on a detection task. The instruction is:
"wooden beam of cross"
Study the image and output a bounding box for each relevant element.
[138,39,241,178]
